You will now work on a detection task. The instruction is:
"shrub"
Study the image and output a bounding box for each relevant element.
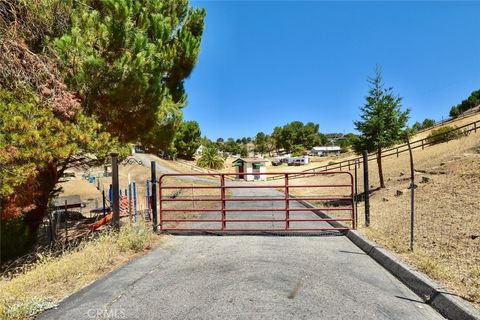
[426,126,461,145]
[117,222,154,253]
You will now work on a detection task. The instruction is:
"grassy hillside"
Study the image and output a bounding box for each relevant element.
[290,127,480,308]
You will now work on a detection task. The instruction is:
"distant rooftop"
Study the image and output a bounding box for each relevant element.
[311,146,341,151]
[233,158,269,163]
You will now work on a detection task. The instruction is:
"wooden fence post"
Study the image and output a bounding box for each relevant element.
[111,153,120,229]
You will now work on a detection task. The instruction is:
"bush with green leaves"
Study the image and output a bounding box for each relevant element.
[426,126,461,145]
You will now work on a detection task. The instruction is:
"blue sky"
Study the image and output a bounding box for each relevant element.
[185,1,480,140]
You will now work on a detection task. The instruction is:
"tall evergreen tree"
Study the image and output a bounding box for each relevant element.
[52,0,206,151]
[172,121,201,159]
[254,132,268,155]
[353,67,409,188]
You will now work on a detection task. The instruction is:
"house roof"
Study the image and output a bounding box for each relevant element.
[311,146,341,151]
[233,157,269,164]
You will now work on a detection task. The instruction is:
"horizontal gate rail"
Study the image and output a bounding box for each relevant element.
[158,171,355,232]
[160,207,352,212]
[161,196,353,202]
[160,228,351,232]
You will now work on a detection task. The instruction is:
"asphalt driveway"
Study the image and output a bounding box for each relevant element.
[39,155,445,319]
[40,234,444,319]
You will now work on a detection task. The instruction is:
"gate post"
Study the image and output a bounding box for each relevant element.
[151,161,158,232]
[354,160,358,229]
[362,150,370,227]
[285,173,290,230]
[111,153,120,230]
[220,175,226,230]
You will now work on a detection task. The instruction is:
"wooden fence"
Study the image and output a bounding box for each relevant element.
[269,117,480,181]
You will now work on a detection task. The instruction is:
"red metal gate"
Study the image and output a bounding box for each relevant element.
[158,171,355,232]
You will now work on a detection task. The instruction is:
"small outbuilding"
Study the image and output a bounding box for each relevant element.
[233,158,269,181]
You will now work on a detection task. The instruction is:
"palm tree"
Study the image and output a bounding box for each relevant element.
[197,145,225,169]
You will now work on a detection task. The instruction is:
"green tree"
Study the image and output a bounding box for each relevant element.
[353,67,409,188]
[411,121,423,132]
[52,0,206,151]
[449,89,480,118]
[271,126,283,153]
[197,145,224,169]
[411,118,436,132]
[254,132,268,155]
[272,121,327,153]
[215,138,225,151]
[291,145,305,157]
[240,145,249,157]
[172,121,201,159]
[0,0,204,258]
[224,138,240,155]
[422,118,435,129]
[0,89,123,259]
[449,106,461,118]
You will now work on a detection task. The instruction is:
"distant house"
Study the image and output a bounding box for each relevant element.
[232,158,269,181]
[310,146,341,156]
[194,145,205,157]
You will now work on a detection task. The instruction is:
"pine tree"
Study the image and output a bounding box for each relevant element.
[52,0,206,151]
[172,121,202,159]
[353,67,410,188]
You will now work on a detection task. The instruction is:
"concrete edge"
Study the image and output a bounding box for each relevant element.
[296,198,480,320]
[346,230,480,320]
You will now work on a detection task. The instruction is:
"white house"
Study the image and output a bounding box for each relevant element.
[310,146,341,156]
[194,145,205,157]
[232,158,269,181]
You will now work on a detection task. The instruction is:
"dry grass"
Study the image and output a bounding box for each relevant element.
[290,130,480,309]
[0,222,162,320]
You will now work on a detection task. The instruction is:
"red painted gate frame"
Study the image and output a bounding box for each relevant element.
[158,171,356,232]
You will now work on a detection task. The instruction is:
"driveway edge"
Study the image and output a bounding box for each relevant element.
[297,199,480,320]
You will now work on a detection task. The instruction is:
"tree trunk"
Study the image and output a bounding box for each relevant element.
[377,147,385,188]
[1,162,60,260]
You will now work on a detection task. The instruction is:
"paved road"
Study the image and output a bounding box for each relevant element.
[39,155,445,319]
[40,235,444,320]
